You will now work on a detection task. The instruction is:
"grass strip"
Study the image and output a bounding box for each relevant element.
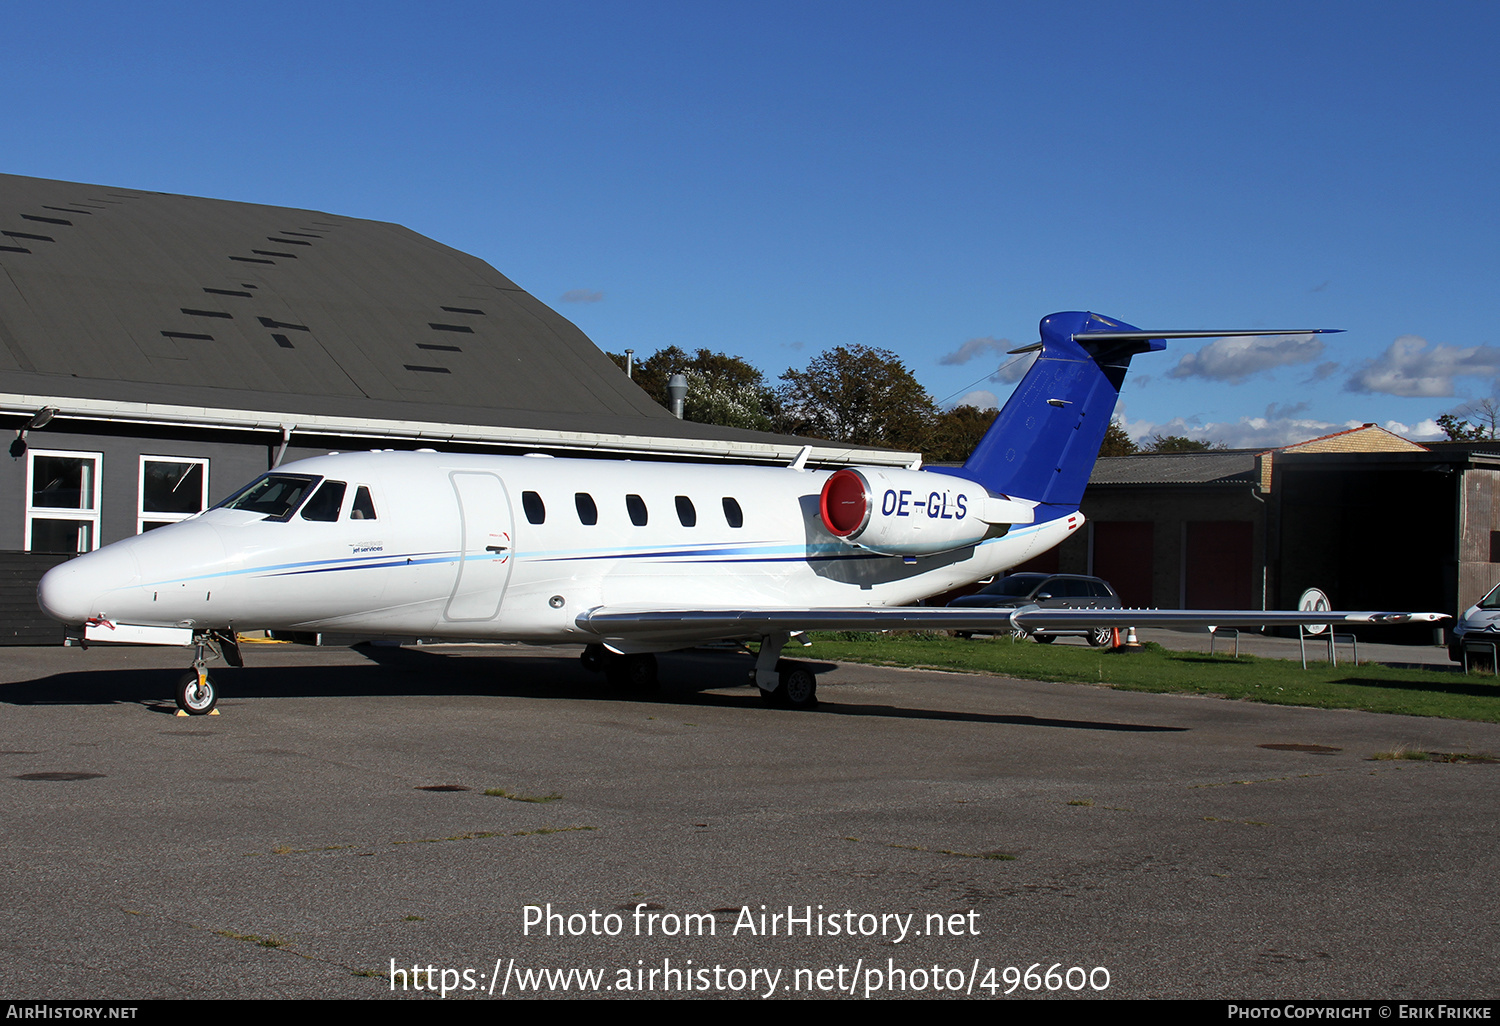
[801,632,1500,723]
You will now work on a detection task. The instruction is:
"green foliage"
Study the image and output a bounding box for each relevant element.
[926,405,999,462]
[607,347,780,430]
[804,633,1500,722]
[1437,410,1495,441]
[778,345,938,451]
[1142,433,1225,453]
[1099,419,1139,457]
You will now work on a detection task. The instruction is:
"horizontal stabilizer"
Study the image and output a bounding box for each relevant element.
[1071,328,1342,342]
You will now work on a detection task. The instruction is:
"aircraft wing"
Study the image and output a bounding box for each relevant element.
[575,606,1447,644]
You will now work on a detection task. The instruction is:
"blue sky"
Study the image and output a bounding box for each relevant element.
[6,1,1497,447]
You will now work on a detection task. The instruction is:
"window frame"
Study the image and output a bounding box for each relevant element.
[25,448,103,553]
[137,455,210,533]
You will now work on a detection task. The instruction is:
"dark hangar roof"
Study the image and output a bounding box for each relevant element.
[0,172,887,461]
[1089,451,1260,486]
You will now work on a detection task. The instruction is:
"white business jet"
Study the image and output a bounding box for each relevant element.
[37,311,1442,714]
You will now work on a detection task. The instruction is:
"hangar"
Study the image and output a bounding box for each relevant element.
[0,173,908,642]
[1027,425,1500,640]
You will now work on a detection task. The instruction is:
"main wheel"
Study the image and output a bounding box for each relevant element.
[777,662,818,709]
[1034,634,1055,644]
[605,652,658,692]
[1088,627,1113,648]
[175,671,217,715]
[580,644,607,673]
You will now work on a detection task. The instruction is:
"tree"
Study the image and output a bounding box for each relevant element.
[778,345,938,450]
[1142,433,1224,453]
[607,347,780,431]
[1098,419,1138,457]
[926,404,998,463]
[1437,398,1500,441]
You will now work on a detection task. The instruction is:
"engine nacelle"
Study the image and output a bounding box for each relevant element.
[818,467,1033,557]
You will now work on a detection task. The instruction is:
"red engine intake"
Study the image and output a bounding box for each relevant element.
[819,468,871,537]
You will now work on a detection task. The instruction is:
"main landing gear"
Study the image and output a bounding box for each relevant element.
[754,632,818,709]
[174,630,242,715]
[579,638,820,709]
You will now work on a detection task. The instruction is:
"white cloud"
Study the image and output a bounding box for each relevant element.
[989,350,1038,384]
[950,390,998,410]
[1345,334,1500,397]
[1119,414,1428,451]
[1384,418,1444,441]
[1167,334,1324,384]
[938,336,1010,366]
[559,289,604,303]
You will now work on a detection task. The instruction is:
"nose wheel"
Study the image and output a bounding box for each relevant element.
[174,631,236,715]
[175,669,218,715]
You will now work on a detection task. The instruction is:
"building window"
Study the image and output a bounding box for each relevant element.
[138,456,209,532]
[26,449,102,553]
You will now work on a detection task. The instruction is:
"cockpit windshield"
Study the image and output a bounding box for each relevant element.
[216,474,321,521]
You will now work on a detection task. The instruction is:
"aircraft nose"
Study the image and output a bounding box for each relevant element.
[37,543,143,624]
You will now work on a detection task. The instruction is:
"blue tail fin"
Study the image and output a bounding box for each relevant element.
[932,312,1339,513]
[933,311,1161,511]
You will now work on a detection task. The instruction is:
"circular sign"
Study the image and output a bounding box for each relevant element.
[1299,587,1331,635]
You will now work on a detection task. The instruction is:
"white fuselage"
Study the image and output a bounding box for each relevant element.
[38,450,1080,647]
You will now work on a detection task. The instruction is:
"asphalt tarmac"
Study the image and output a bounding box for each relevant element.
[2,640,1497,1000]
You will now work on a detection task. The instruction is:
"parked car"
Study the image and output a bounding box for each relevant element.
[947,573,1122,646]
[1450,581,1500,662]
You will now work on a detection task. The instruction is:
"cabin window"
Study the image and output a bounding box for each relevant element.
[25,449,102,553]
[626,494,648,526]
[722,497,744,528]
[300,480,347,522]
[522,491,546,524]
[351,486,377,520]
[138,456,209,533]
[575,492,598,525]
[675,495,696,527]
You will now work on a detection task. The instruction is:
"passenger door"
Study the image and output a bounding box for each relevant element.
[444,471,515,622]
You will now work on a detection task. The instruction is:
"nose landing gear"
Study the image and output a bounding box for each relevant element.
[174,631,241,715]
